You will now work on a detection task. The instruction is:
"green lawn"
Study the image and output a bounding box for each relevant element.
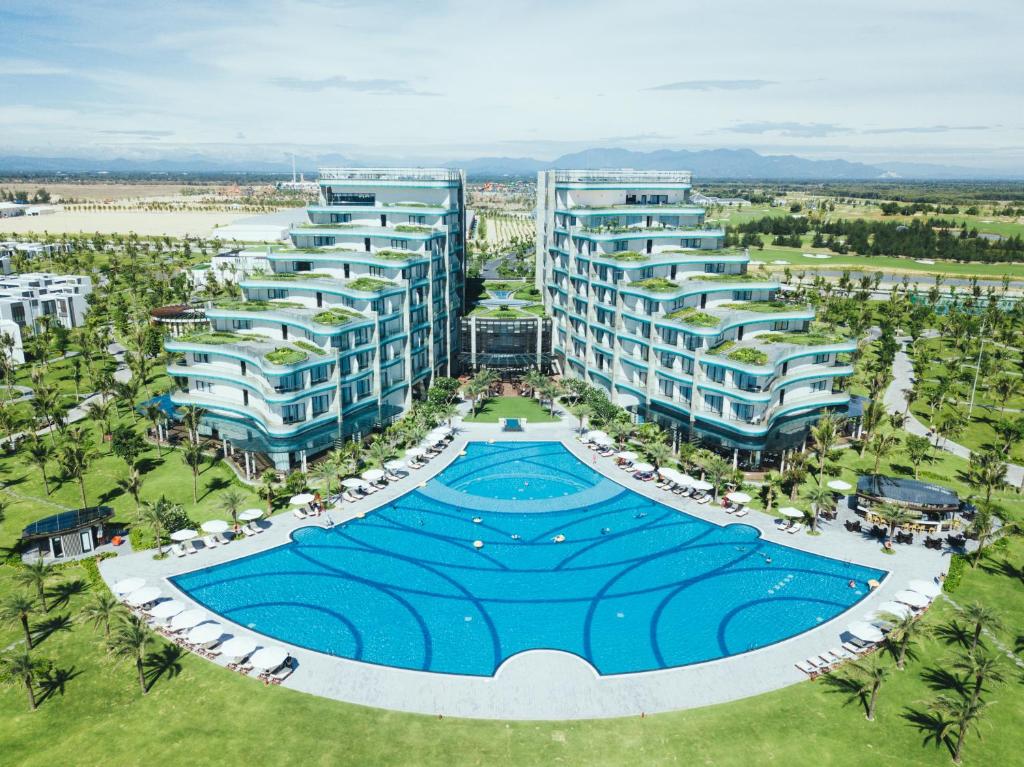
[2,536,1022,766]
[752,245,1024,279]
[462,395,558,423]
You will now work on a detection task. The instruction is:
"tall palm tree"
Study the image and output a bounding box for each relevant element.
[0,649,44,711]
[809,414,843,484]
[109,615,150,694]
[0,593,37,648]
[59,426,95,508]
[876,503,915,547]
[85,398,114,448]
[904,434,934,480]
[858,399,886,457]
[25,434,54,495]
[759,471,782,515]
[605,419,633,449]
[79,592,125,640]
[144,402,167,456]
[567,402,592,435]
[929,693,990,765]
[463,378,488,418]
[803,483,834,532]
[953,650,1005,707]
[116,468,144,518]
[257,469,278,515]
[179,405,206,446]
[15,560,52,612]
[644,441,673,471]
[367,435,395,469]
[883,611,929,670]
[539,380,562,416]
[180,441,205,503]
[848,656,889,721]
[868,432,900,474]
[956,602,1003,653]
[140,500,167,558]
[967,451,1006,505]
[220,489,244,531]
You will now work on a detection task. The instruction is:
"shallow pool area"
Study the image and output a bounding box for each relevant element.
[172,442,885,677]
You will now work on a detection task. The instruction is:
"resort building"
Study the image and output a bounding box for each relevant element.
[536,169,855,467]
[0,272,93,364]
[459,280,552,375]
[1,240,71,261]
[167,167,466,472]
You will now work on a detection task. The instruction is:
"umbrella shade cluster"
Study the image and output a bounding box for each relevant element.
[893,589,930,608]
[632,462,655,474]
[125,586,161,606]
[362,469,385,482]
[827,479,853,492]
[249,646,289,670]
[171,609,207,631]
[201,520,229,534]
[846,621,885,643]
[220,636,258,659]
[384,460,406,471]
[908,579,941,599]
[169,529,197,542]
[778,507,804,519]
[290,493,315,506]
[150,600,185,620]
[725,491,752,504]
[584,430,612,446]
[113,577,145,596]
[187,622,224,645]
[614,451,638,461]
[239,508,263,521]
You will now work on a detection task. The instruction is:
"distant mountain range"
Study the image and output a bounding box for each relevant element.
[0,147,1017,180]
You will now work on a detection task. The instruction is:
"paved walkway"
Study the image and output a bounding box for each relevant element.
[883,339,1024,489]
[100,416,951,720]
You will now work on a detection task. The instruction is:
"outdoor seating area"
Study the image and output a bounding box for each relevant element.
[112,577,297,685]
[166,511,268,556]
[794,577,942,679]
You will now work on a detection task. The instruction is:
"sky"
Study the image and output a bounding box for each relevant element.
[1,0,1023,171]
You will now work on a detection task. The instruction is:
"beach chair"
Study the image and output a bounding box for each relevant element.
[293,508,308,519]
[270,657,296,685]
[733,508,749,518]
[171,543,187,557]
[808,656,831,672]
[202,534,219,549]
[251,522,265,534]
[787,523,804,534]
[795,660,818,676]
[827,647,853,663]
[242,524,257,537]
[215,532,230,545]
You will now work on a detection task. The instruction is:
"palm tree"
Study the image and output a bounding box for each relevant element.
[967,505,1009,568]
[605,419,633,449]
[848,656,889,721]
[220,489,244,531]
[539,380,562,416]
[868,432,900,474]
[0,593,37,648]
[702,454,732,499]
[179,405,206,445]
[144,402,167,456]
[929,693,990,765]
[79,592,125,640]
[85,398,114,448]
[15,560,52,612]
[876,503,916,547]
[109,615,150,694]
[463,377,488,417]
[116,468,144,517]
[803,483,834,533]
[0,649,44,711]
[953,650,1005,707]
[567,402,592,435]
[883,611,929,670]
[59,426,94,508]
[759,471,782,515]
[858,399,886,457]
[25,434,54,495]
[180,441,205,503]
[967,451,1006,505]
[644,441,673,471]
[992,374,1021,412]
[257,469,278,515]
[956,602,1003,653]
[140,500,167,558]
[809,414,842,484]
[367,434,395,469]
[904,434,934,480]
[522,370,547,398]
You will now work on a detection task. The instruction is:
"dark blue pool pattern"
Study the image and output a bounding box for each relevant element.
[172,442,885,676]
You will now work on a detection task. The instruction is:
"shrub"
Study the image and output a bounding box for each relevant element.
[264,347,307,365]
[943,554,967,593]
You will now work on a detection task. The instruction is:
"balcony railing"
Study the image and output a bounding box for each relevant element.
[318,168,462,182]
[554,170,692,184]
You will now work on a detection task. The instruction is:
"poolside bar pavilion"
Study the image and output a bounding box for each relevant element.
[855,475,962,531]
[21,506,114,560]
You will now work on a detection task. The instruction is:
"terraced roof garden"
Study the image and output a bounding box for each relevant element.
[312,307,362,326]
[393,224,433,233]
[264,347,307,365]
[760,326,853,346]
[371,249,418,261]
[695,272,766,282]
[665,307,719,327]
[176,331,248,345]
[292,340,328,356]
[727,347,769,365]
[247,271,334,281]
[212,299,304,312]
[629,277,679,293]
[347,277,394,292]
[602,250,648,262]
[719,301,797,313]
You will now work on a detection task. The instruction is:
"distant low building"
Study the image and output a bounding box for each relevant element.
[691,192,749,207]
[0,240,72,260]
[0,202,27,218]
[0,272,93,364]
[209,223,290,243]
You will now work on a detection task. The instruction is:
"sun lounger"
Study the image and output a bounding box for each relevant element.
[696,494,710,504]
[202,535,219,549]
[242,524,257,537]
[808,656,831,671]
[251,522,265,534]
[171,543,186,557]
[269,658,295,684]
[787,523,804,534]
[293,508,308,519]
[733,508,749,518]
[795,660,818,676]
[215,532,230,545]
[842,641,870,655]
[828,647,853,663]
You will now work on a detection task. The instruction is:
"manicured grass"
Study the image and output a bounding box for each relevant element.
[462,395,558,423]
[2,536,1022,766]
[754,245,1024,279]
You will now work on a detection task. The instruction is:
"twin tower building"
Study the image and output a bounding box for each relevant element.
[167,168,854,472]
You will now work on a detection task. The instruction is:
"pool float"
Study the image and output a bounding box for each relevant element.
[472,517,483,524]
[473,540,484,549]
[553,534,566,543]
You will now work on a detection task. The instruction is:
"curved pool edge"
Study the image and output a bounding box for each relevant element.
[100,428,948,720]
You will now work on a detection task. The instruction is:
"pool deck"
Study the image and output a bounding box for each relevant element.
[100,414,951,720]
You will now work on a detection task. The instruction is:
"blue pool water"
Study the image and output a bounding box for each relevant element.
[173,442,885,676]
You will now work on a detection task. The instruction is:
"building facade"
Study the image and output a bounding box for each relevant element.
[0,272,93,364]
[167,168,466,471]
[536,170,854,467]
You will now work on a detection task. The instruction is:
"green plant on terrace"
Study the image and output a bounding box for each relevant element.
[720,301,798,313]
[292,340,327,356]
[264,347,307,365]
[312,307,361,326]
[176,331,246,345]
[727,347,769,365]
[371,250,418,262]
[393,224,432,233]
[213,299,304,312]
[629,277,679,293]
[603,250,648,262]
[346,277,393,292]
[665,307,719,327]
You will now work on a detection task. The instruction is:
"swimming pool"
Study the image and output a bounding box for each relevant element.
[172,442,885,676]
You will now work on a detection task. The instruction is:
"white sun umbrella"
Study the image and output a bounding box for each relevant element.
[201,519,229,534]
[633,462,655,474]
[239,508,263,521]
[677,473,697,486]
[341,477,366,489]
[592,434,614,446]
[170,608,207,631]
[113,577,145,596]
[726,491,752,504]
[405,447,427,458]
[220,636,258,660]
[894,589,930,608]
[125,586,161,606]
[249,645,289,671]
[659,467,685,484]
[691,479,714,491]
[169,528,198,542]
[615,450,638,461]
[908,579,942,599]
[778,506,804,518]
[427,430,448,444]
[584,430,608,443]
[149,599,185,620]
[290,493,315,506]
[827,479,853,492]
[187,622,225,645]
[384,459,406,471]
[432,424,452,436]
[867,601,914,622]
[846,621,885,643]
[362,469,386,482]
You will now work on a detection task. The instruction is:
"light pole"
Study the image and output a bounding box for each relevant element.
[967,317,986,419]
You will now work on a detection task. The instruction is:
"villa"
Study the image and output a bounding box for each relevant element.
[535,169,855,468]
[0,271,93,364]
[166,168,466,472]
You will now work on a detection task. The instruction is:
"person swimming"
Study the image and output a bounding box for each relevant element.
[600,527,611,535]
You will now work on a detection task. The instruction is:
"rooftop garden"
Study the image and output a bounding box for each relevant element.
[371,249,419,261]
[393,224,433,233]
[665,307,719,327]
[728,347,769,365]
[293,340,328,356]
[602,250,648,262]
[212,299,304,312]
[760,323,853,346]
[629,277,680,293]
[247,271,334,281]
[695,272,766,282]
[175,330,248,345]
[264,346,307,365]
[483,280,527,292]
[719,301,798,313]
[296,222,357,229]
[312,307,362,326]
[347,277,394,293]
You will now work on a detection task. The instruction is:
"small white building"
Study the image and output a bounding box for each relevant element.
[191,247,273,290]
[0,240,72,260]
[0,272,93,364]
[209,223,289,243]
[0,202,27,218]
